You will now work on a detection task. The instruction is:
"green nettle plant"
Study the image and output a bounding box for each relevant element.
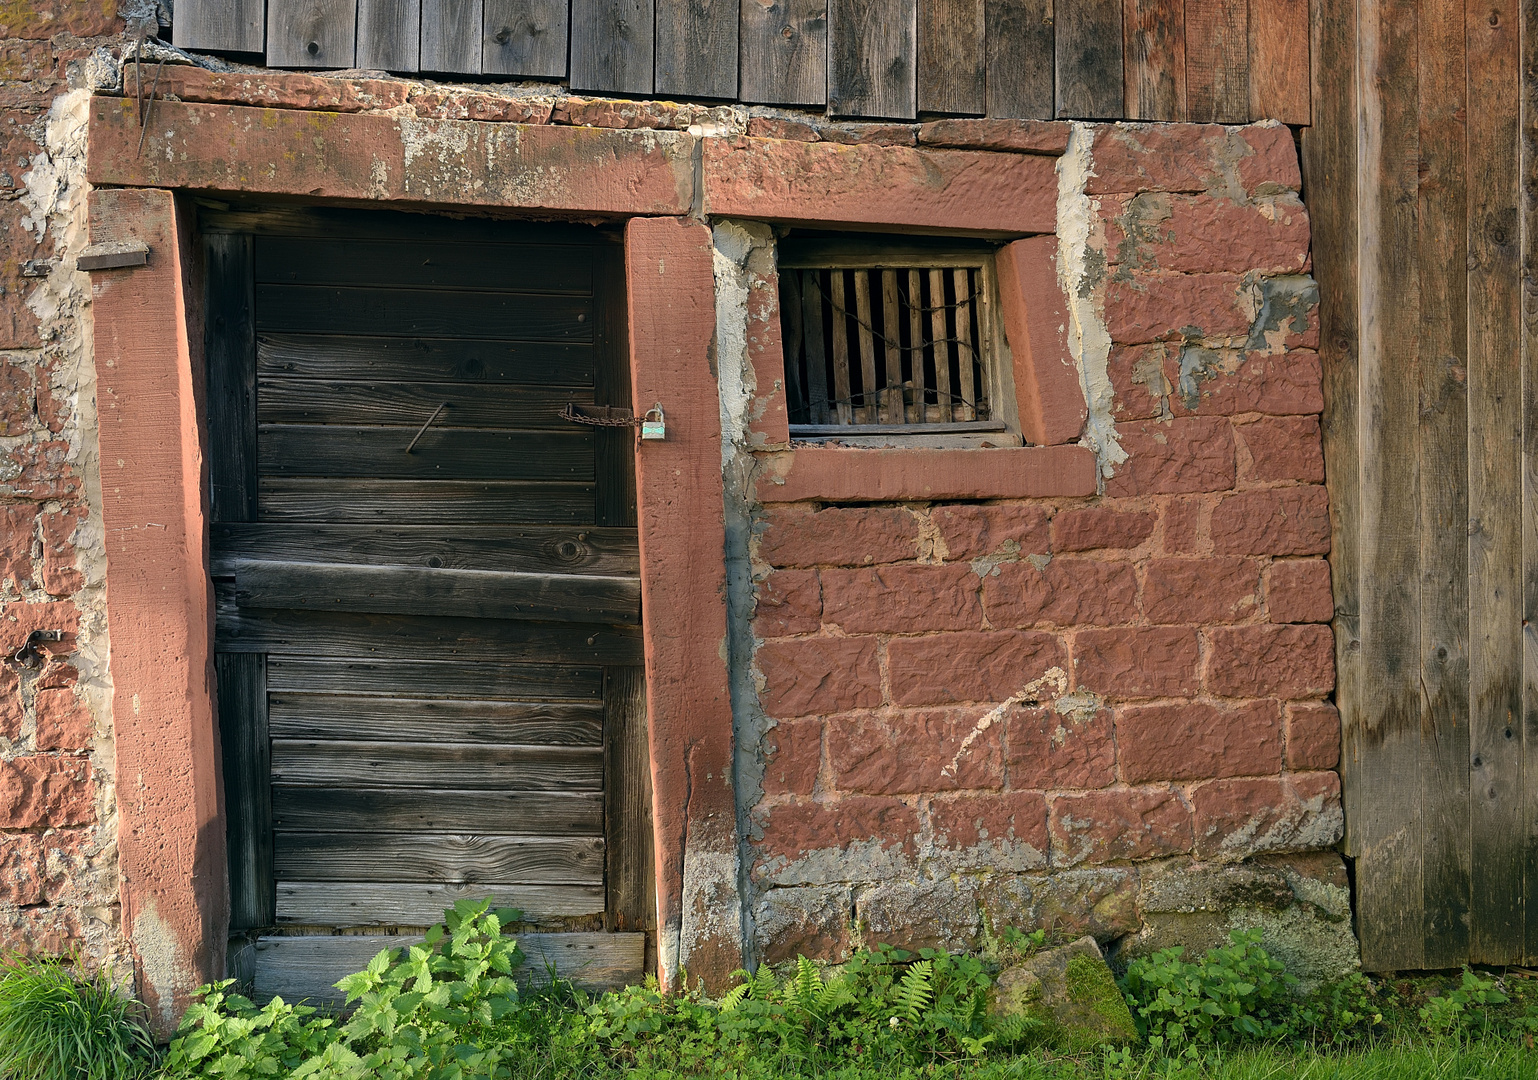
[0,953,158,1080]
[1119,929,1298,1049]
[1418,969,1510,1036]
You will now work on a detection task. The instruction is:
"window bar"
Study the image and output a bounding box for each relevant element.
[881,269,905,424]
[853,270,878,424]
[953,267,977,421]
[800,270,831,424]
[907,269,926,422]
[780,270,807,423]
[829,271,854,424]
[928,269,952,421]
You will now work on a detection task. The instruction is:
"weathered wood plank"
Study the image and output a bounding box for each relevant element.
[273,833,605,882]
[918,0,986,115]
[258,381,587,429]
[268,0,357,68]
[206,233,258,524]
[271,740,603,790]
[1184,0,1247,123]
[234,560,641,625]
[1299,0,1358,910]
[484,0,571,76]
[218,654,273,931]
[257,425,593,482]
[593,243,637,529]
[215,590,643,664]
[1467,0,1525,964]
[422,0,484,72]
[1416,0,1471,970]
[265,657,601,700]
[604,668,653,934]
[740,0,828,105]
[570,0,655,93]
[212,524,638,577]
[255,237,594,293]
[656,0,738,98]
[801,271,832,424]
[1352,0,1426,971]
[274,787,604,834]
[257,478,596,524]
[276,882,606,925]
[258,335,596,387]
[1123,0,1185,120]
[1055,0,1123,118]
[984,0,1053,119]
[1522,0,1538,965]
[174,0,265,52]
[357,0,422,70]
[827,0,918,118]
[269,693,604,745]
[1246,0,1308,123]
[253,285,593,341]
[252,932,644,1001]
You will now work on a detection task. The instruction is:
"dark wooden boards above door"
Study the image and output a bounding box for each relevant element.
[184,0,1310,121]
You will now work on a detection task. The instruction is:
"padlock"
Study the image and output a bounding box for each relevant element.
[640,404,666,441]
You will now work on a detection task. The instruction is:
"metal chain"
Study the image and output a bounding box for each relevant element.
[560,403,646,427]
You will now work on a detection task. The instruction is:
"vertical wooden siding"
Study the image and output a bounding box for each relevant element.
[1307,0,1537,967]
[175,0,1310,122]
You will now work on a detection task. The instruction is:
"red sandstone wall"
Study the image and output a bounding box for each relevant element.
[745,123,1343,963]
[0,3,128,961]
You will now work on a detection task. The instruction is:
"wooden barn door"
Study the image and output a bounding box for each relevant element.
[202,207,653,999]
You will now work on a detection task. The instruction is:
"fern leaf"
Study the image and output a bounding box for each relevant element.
[792,956,822,1010]
[718,982,751,1014]
[895,960,934,1023]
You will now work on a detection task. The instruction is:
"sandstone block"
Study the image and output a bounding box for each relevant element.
[410,87,551,123]
[857,876,980,951]
[1233,125,1304,194]
[1211,486,1330,555]
[0,665,20,738]
[38,506,83,596]
[1006,703,1117,790]
[756,505,920,568]
[917,118,1072,154]
[1238,416,1325,482]
[980,867,1141,942]
[1106,417,1236,497]
[983,559,1140,629]
[755,569,823,636]
[1117,700,1282,783]
[1191,771,1343,859]
[1103,272,1251,344]
[0,756,94,827]
[1159,497,1212,555]
[888,630,1067,706]
[0,833,44,904]
[1167,348,1324,417]
[157,66,412,113]
[34,687,90,751]
[1285,702,1341,770]
[756,795,919,863]
[816,122,918,146]
[1206,624,1334,699]
[1,441,79,501]
[1089,124,1230,194]
[756,636,882,718]
[753,884,852,963]
[1142,557,1259,624]
[1267,559,1334,624]
[1106,344,1171,421]
[1051,507,1157,551]
[929,791,1050,867]
[763,719,822,795]
[0,502,36,586]
[1050,786,1193,864]
[0,1,118,39]
[745,116,821,141]
[827,708,1003,794]
[822,564,982,633]
[933,503,1051,559]
[0,357,34,438]
[1072,626,1201,698]
[0,599,77,655]
[1105,192,1310,275]
[553,96,733,130]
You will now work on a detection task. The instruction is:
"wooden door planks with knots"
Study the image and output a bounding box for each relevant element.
[204,207,652,993]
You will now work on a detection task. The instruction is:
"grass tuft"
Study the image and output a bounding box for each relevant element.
[0,953,157,1080]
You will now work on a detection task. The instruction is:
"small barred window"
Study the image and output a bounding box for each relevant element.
[777,238,1019,447]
